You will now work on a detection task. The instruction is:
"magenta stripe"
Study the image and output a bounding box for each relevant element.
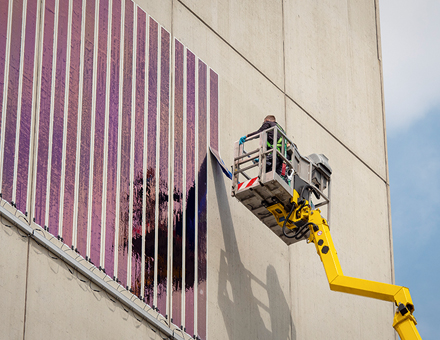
[131,7,146,297]
[197,60,207,340]
[157,27,170,316]
[0,0,9,143]
[104,0,121,278]
[76,0,95,256]
[35,0,55,227]
[62,0,82,246]
[48,0,68,237]
[144,17,158,306]
[185,49,196,336]
[172,39,184,327]
[210,70,219,151]
[117,0,133,286]
[15,0,38,214]
[90,0,108,266]
[2,0,23,204]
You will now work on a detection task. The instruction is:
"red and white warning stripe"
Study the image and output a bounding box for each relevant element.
[237,177,259,191]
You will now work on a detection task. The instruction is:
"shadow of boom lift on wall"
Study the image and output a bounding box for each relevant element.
[224,126,422,340]
[211,157,296,340]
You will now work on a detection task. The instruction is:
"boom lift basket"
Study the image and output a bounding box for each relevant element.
[231,126,332,245]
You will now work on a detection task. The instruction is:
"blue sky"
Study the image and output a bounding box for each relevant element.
[380,1,440,339]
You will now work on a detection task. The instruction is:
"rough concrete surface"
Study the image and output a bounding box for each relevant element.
[0,218,28,340]
[1,0,394,338]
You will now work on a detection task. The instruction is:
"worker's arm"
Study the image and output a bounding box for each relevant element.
[246,121,274,138]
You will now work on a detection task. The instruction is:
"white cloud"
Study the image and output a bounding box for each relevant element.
[380,0,440,133]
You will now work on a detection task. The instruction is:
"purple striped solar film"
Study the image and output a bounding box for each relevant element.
[15,0,38,213]
[35,0,55,228]
[210,70,219,151]
[118,0,134,286]
[2,0,24,204]
[172,39,184,327]
[105,0,121,278]
[62,0,82,247]
[48,0,69,237]
[197,60,207,340]
[90,0,109,266]
[131,6,146,297]
[0,0,9,148]
[76,0,96,256]
[157,26,170,316]
[144,16,158,306]
[185,49,196,337]
[0,3,216,337]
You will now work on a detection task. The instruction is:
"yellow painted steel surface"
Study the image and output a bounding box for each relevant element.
[276,197,422,339]
[307,210,421,340]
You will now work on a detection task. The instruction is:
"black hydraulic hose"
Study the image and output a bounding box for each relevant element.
[300,184,320,201]
[283,223,307,239]
[294,223,316,240]
[281,201,297,238]
[281,184,320,239]
[283,222,318,240]
[282,223,298,239]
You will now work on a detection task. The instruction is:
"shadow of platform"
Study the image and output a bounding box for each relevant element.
[212,157,296,340]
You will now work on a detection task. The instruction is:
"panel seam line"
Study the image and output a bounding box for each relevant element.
[177,0,388,186]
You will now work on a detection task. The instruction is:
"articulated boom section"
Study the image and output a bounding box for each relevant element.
[231,127,422,339]
[305,206,421,340]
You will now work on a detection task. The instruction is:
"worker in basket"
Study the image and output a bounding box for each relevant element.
[239,115,290,177]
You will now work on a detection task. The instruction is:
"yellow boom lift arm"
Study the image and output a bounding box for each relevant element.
[284,194,420,340]
[231,126,422,340]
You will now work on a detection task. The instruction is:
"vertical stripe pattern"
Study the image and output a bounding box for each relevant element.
[62,0,82,247]
[172,39,184,328]
[0,3,217,338]
[185,49,196,336]
[197,60,208,339]
[0,0,9,153]
[131,6,146,297]
[144,16,157,306]
[2,0,23,204]
[76,0,95,256]
[90,0,109,265]
[34,0,55,228]
[157,26,170,316]
[104,0,121,279]
[15,0,38,213]
[48,0,69,237]
[117,0,133,286]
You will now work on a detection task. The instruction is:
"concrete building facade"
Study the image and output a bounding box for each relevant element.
[0,0,395,339]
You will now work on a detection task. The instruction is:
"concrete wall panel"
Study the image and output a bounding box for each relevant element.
[286,99,394,339]
[174,3,296,339]
[178,0,284,89]
[209,163,294,340]
[0,218,28,340]
[23,241,163,340]
[0,0,395,338]
[284,0,386,178]
[135,0,172,31]
[173,1,285,162]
